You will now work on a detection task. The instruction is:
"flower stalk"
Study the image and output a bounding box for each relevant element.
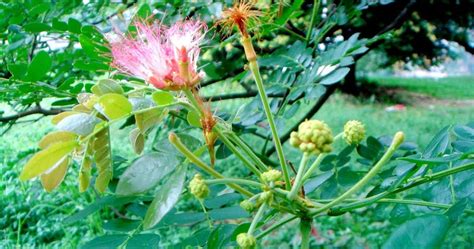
[168,132,253,197]
[310,132,405,215]
[287,153,310,200]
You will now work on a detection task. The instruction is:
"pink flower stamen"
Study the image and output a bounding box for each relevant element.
[109,19,206,90]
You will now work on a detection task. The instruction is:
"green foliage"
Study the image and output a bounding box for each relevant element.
[1,0,473,248]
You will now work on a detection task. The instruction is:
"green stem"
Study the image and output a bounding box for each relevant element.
[288,153,310,200]
[299,218,312,249]
[449,161,456,203]
[228,133,269,171]
[327,162,474,214]
[248,57,291,190]
[301,153,327,182]
[255,215,297,239]
[199,199,213,229]
[214,128,262,176]
[248,202,267,235]
[310,132,404,215]
[306,0,320,44]
[183,89,202,115]
[205,178,263,188]
[168,133,253,197]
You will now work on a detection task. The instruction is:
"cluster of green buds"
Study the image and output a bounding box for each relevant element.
[236,233,257,249]
[240,199,255,212]
[188,174,209,199]
[289,120,333,154]
[261,169,282,183]
[343,120,365,145]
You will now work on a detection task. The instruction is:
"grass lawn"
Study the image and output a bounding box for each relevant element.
[363,75,474,99]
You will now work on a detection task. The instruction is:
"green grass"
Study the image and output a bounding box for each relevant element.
[363,75,474,99]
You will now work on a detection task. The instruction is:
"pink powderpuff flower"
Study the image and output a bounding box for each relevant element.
[109,19,206,90]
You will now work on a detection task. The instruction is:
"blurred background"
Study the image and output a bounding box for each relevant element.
[1,0,473,248]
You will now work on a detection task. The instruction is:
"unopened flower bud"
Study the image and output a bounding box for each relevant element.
[236,233,256,249]
[343,120,365,145]
[240,200,255,212]
[189,174,209,199]
[258,191,273,204]
[261,169,282,183]
[290,120,333,154]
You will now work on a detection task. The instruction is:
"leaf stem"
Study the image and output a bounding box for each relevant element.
[306,0,320,44]
[168,133,253,197]
[255,215,297,239]
[248,202,267,235]
[205,178,263,188]
[301,153,327,183]
[288,153,310,200]
[243,36,291,190]
[309,132,404,215]
[327,162,474,213]
[228,133,269,171]
[214,128,262,176]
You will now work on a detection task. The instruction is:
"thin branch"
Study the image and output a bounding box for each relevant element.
[91,0,138,25]
[0,106,64,123]
[203,91,285,102]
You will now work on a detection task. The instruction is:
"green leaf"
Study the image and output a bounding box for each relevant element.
[445,198,469,224]
[143,164,188,229]
[93,128,113,193]
[99,93,133,120]
[91,79,124,96]
[29,3,50,15]
[304,171,334,193]
[38,131,78,149]
[423,126,450,158]
[126,234,161,249]
[453,125,474,140]
[65,196,137,224]
[26,51,52,81]
[116,152,180,196]
[23,22,51,33]
[103,219,141,232]
[187,110,201,127]
[204,193,242,209]
[40,157,69,192]
[382,215,450,249]
[152,91,174,106]
[7,63,27,79]
[81,235,128,249]
[56,113,101,136]
[319,67,350,85]
[209,206,250,220]
[20,141,78,181]
[135,108,167,133]
[398,153,462,165]
[68,18,82,34]
[52,18,68,31]
[274,0,304,25]
[129,128,145,155]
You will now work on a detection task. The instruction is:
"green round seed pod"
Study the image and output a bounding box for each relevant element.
[236,233,256,249]
[240,200,255,212]
[189,174,209,199]
[343,120,365,145]
[261,169,282,182]
[290,120,333,154]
